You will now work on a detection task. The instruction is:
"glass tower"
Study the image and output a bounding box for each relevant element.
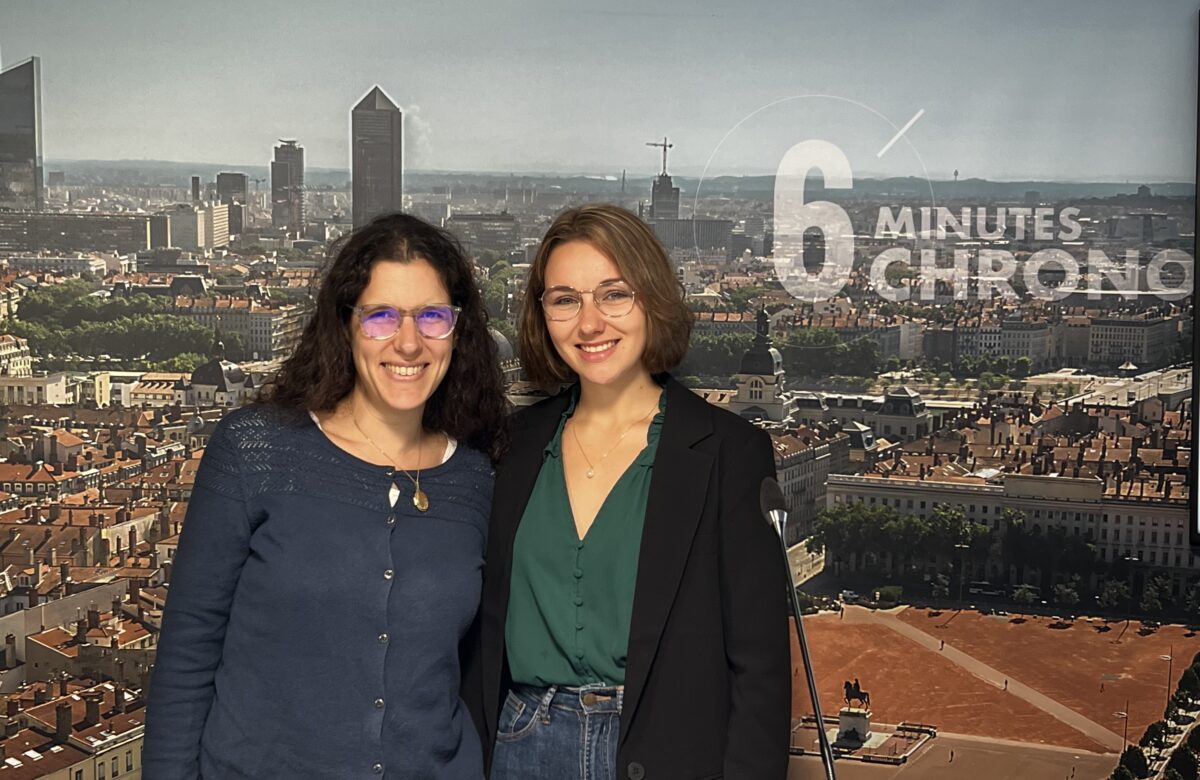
[0,57,43,211]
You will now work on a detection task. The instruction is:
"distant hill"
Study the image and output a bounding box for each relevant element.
[41,159,1194,201]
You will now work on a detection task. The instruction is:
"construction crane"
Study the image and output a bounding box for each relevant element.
[646,137,673,176]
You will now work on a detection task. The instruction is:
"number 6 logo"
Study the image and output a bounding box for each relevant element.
[773,140,855,302]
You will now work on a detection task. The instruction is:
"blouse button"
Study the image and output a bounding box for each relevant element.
[573,596,583,606]
[378,633,389,644]
[383,569,394,580]
[374,697,385,709]
[386,514,396,527]
[573,569,583,579]
[372,763,384,774]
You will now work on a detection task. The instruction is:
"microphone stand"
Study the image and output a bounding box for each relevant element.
[766,498,837,780]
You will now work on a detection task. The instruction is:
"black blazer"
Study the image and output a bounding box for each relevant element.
[467,376,791,780]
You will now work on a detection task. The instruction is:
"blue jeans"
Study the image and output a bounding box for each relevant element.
[490,684,622,780]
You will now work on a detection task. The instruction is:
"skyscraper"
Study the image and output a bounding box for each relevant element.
[650,174,680,220]
[216,172,249,205]
[646,137,679,220]
[0,57,43,211]
[271,140,305,233]
[351,86,403,228]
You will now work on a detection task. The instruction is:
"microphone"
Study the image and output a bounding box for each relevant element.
[760,477,837,780]
[760,477,788,538]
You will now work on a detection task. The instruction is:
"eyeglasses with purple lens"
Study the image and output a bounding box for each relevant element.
[353,304,461,340]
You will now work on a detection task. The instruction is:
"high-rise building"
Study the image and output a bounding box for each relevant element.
[352,86,404,228]
[646,136,679,220]
[271,140,305,233]
[227,202,245,236]
[650,174,679,220]
[161,204,201,250]
[216,172,248,205]
[203,203,230,249]
[0,57,43,211]
[159,203,229,251]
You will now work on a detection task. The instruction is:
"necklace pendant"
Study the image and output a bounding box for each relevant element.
[413,489,429,512]
[586,468,594,479]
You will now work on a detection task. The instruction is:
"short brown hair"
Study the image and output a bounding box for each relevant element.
[518,204,692,386]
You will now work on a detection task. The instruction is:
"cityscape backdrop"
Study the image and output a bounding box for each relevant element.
[0,2,1196,779]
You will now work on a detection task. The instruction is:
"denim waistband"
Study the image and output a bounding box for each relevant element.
[512,683,623,714]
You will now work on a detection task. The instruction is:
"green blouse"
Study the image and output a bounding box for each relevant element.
[505,384,666,687]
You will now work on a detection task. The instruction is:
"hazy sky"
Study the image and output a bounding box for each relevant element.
[2,0,1197,180]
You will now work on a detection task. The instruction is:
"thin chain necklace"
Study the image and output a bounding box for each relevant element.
[569,399,659,479]
[351,413,429,512]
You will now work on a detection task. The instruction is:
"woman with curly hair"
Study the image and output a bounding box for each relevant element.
[144,213,507,779]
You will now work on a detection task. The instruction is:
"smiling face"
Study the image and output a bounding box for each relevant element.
[350,257,454,420]
[542,240,650,390]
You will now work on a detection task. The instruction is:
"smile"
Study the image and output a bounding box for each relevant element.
[579,340,618,353]
[383,363,426,377]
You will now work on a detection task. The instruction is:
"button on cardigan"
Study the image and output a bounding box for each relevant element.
[143,405,493,779]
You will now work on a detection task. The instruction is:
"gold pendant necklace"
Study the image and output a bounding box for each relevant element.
[570,399,659,479]
[351,413,429,512]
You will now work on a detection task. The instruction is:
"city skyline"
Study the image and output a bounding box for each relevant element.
[0,0,1197,180]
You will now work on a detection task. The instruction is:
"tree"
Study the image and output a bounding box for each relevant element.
[481,280,508,320]
[1167,746,1198,778]
[1110,767,1134,780]
[150,353,206,373]
[1054,581,1080,608]
[1141,577,1166,615]
[489,260,515,284]
[1184,668,1200,702]
[1170,690,1190,720]
[1012,584,1039,606]
[682,332,756,378]
[492,319,517,352]
[1118,744,1149,777]
[1187,723,1200,751]
[726,285,771,312]
[220,331,247,361]
[1184,581,1200,623]
[1099,580,1131,614]
[931,573,951,599]
[1141,721,1166,750]
[1013,356,1033,379]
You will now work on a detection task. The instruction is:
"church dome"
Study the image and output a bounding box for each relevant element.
[191,359,246,391]
[490,328,514,361]
[740,346,782,376]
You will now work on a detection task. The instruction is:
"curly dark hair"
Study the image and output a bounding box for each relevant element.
[259,212,508,461]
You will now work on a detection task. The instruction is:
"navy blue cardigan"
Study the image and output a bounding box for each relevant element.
[143,406,492,779]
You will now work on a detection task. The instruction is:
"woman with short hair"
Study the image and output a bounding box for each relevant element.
[145,213,507,779]
[471,204,790,780]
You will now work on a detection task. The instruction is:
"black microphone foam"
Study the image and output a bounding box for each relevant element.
[760,477,787,518]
